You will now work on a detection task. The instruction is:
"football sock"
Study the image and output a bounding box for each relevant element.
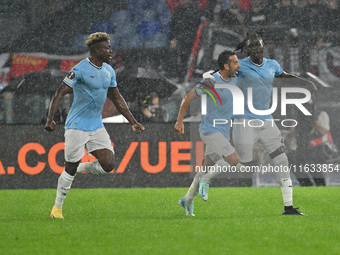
[273,153,293,206]
[234,162,244,172]
[202,158,230,183]
[76,160,107,174]
[54,170,75,209]
[278,177,293,206]
[185,170,205,203]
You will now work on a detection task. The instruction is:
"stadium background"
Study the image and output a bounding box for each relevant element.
[1,0,340,188]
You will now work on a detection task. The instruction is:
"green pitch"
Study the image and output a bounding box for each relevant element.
[0,187,339,255]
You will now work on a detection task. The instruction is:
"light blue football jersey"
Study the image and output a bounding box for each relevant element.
[63,58,117,131]
[234,57,283,120]
[195,72,236,139]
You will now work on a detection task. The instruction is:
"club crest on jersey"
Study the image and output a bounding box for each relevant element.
[266,68,273,74]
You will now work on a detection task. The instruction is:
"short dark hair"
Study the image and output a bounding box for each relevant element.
[218,50,236,70]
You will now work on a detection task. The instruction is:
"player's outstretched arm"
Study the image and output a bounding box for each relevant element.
[45,82,72,132]
[277,71,318,101]
[174,88,199,137]
[108,87,144,134]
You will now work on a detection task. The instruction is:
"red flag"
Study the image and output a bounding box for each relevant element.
[239,0,251,12]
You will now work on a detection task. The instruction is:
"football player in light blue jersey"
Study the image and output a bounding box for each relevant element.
[233,30,317,216]
[198,68,237,140]
[174,50,240,216]
[235,56,283,120]
[63,57,117,131]
[45,32,144,219]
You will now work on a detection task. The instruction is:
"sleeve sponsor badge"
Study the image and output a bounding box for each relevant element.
[67,71,75,79]
[64,71,75,85]
[195,83,204,96]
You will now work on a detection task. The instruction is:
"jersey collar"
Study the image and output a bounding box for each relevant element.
[248,57,264,67]
[218,71,230,83]
[87,57,102,69]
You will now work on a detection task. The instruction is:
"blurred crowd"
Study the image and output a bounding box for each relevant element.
[168,0,340,34]
[2,0,340,125]
[166,0,340,81]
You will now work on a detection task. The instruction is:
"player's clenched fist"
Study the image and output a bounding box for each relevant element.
[132,123,145,134]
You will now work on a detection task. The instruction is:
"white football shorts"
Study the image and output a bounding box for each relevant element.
[64,128,114,163]
[200,132,235,163]
[232,118,284,162]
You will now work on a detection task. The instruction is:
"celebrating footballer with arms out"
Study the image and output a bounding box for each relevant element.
[233,30,317,215]
[45,32,144,219]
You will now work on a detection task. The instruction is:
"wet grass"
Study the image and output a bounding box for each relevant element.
[0,187,339,255]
